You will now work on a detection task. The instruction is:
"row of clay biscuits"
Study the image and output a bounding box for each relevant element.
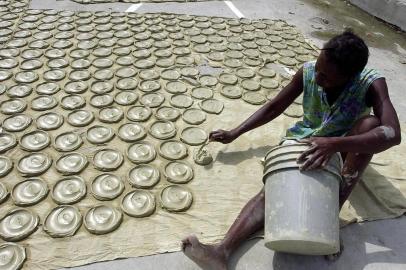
[0,152,194,205]
[0,73,284,106]
[129,160,194,188]
[0,129,206,196]
[0,68,287,99]
[0,10,33,266]
[216,68,283,105]
[0,184,193,240]
[0,91,210,140]
[0,68,283,110]
[0,42,308,68]
[0,17,312,56]
[0,110,208,153]
[0,152,194,198]
[0,69,294,111]
[0,96,219,129]
[0,176,85,206]
[1,130,196,187]
[0,126,207,182]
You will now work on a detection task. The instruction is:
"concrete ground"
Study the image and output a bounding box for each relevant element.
[28,0,406,269]
[66,216,406,270]
[349,0,406,32]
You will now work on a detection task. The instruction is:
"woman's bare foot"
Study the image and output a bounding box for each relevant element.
[181,235,228,270]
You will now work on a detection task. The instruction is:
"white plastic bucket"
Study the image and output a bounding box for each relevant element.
[263,142,341,255]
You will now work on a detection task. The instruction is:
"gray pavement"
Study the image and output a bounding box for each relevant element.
[349,0,406,32]
[28,0,406,269]
[66,216,406,270]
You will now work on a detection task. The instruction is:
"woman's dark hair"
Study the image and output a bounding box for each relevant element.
[322,30,369,77]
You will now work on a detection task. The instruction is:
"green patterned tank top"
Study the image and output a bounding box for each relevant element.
[285,61,383,139]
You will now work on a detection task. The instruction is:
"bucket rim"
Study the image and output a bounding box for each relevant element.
[263,165,343,184]
[263,154,342,172]
[264,142,311,160]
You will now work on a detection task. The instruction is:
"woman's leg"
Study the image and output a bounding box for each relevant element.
[339,115,381,208]
[327,115,381,261]
[182,116,381,268]
[182,188,265,270]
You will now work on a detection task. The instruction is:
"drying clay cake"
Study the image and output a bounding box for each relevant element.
[44,205,82,238]
[84,205,123,235]
[12,178,49,206]
[121,190,156,218]
[160,185,193,212]
[0,208,39,241]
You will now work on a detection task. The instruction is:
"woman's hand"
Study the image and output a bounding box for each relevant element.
[297,137,337,171]
[209,129,239,144]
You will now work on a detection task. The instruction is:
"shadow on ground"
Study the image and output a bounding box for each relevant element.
[227,217,406,270]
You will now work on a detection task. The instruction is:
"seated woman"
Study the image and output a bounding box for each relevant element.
[181,30,401,270]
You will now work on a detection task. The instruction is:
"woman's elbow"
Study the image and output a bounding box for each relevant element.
[380,125,401,147]
[389,126,402,146]
[393,130,402,145]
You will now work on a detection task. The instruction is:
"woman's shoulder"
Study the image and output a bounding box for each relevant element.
[302,61,316,78]
[358,67,384,85]
[303,60,316,70]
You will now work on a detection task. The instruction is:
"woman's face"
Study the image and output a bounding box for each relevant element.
[315,51,350,91]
